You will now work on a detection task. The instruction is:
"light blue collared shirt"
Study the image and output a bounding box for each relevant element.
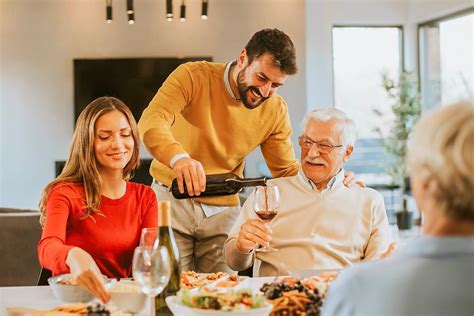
[323,236,474,316]
[297,168,344,193]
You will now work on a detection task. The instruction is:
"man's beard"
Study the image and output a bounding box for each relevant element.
[237,68,269,109]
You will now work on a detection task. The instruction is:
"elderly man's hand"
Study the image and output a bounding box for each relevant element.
[236,219,272,253]
[343,170,365,188]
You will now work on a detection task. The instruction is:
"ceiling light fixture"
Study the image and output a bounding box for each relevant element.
[201,0,208,20]
[180,0,186,22]
[126,0,134,14]
[128,12,135,24]
[166,0,173,21]
[106,0,113,23]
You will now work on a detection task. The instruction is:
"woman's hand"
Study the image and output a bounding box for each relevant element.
[66,247,110,303]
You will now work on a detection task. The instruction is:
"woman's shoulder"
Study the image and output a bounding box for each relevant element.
[127,182,155,197]
[50,181,84,196]
[46,182,84,206]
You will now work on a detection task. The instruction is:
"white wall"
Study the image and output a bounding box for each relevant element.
[1,0,470,209]
[305,0,472,111]
[0,0,306,209]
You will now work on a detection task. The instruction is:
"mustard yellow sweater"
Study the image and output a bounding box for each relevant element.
[138,61,299,206]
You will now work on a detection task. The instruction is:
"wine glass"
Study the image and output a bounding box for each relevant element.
[253,185,280,252]
[140,227,158,265]
[140,227,158,247]
[132,245,171,299]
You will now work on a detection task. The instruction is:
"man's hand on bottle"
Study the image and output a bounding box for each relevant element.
[173,157,206,196]
[236,219,272,253]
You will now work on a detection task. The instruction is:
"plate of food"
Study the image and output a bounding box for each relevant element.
[166,288,272,316]
[180,271,229,289]
[208,274,250,292]
[260,278,324,316]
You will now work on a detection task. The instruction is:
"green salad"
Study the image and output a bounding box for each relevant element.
[178,288,268,311]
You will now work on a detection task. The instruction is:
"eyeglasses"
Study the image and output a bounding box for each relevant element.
[298,135,343,153]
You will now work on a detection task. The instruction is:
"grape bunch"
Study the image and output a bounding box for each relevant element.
[260,280,323,316]
[86,303,110,315]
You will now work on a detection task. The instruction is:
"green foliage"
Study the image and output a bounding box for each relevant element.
[375,72,421,193]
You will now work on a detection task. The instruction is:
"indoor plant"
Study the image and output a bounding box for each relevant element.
[374,71,421,229]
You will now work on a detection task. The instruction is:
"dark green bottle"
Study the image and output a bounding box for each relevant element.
[155,201,180,315]
[171,173,267,199]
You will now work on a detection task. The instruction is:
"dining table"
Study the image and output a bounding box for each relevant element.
[0,277,276,315]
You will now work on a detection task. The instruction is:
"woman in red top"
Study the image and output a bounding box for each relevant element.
[38,97,158,302]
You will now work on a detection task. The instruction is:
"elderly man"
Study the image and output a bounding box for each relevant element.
[223,108,391,276]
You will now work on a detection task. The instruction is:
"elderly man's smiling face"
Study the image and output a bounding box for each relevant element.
[300,118,353,190]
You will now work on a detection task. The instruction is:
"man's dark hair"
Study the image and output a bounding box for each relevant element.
[244,28,298,75]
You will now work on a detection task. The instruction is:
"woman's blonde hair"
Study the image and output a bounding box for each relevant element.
[408,100,474,222]
[39,97,140,226]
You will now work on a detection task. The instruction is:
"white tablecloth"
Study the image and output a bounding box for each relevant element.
[0,277,275,315]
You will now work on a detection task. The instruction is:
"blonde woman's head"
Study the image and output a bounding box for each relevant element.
[71,96,140,179]
[408,100,473,222]
[39,97,140,226]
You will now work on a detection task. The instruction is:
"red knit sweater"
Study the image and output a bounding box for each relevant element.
[38,181,158,278]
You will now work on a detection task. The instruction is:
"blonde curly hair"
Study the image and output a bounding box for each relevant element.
[407,100,474,222]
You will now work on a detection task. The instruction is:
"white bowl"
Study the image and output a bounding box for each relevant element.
[107,280,147,313]
[165,296,273,316]
[48,274,94,302]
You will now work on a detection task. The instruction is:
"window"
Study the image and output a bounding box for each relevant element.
[332,26,402,181]
[332,27,403,222]
[419,10,473,109]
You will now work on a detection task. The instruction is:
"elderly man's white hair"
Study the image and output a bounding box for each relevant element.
[300,107,357,146]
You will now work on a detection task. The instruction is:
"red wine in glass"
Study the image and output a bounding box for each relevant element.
[255,210,278,221]
[253,185,280,251]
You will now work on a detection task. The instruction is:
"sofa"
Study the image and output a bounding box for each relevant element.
[0,208,42,286]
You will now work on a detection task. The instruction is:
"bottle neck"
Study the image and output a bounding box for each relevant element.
[158,201,171,227]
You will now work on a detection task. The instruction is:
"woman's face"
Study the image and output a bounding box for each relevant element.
[94,110,134,174]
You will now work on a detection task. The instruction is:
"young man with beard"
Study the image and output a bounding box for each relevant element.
[138,28,299,273]
[138,29,355,273]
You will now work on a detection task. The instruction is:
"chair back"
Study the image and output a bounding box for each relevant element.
[37,267,52,286]
[0,209,42,286]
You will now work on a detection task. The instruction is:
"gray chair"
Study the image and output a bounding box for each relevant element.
[0,208,42,286]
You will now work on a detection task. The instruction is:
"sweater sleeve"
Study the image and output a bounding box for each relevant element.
[364,192,391,260]
[321,266,359,316]
[141,186,158,228]
[137,63,195,167]
[260,98,299,178]
[223,192,255,271]
[37,186,75,275]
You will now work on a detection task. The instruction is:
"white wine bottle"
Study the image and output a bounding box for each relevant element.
[171,172,267,199]
[154,201,180,315]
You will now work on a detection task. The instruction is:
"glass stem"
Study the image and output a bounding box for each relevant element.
[150,295,155,316]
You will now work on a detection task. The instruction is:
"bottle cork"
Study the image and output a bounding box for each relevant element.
[158,200,171,227]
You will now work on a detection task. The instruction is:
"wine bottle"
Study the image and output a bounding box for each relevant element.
[171,173,267,199]
[154,201,180,316]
